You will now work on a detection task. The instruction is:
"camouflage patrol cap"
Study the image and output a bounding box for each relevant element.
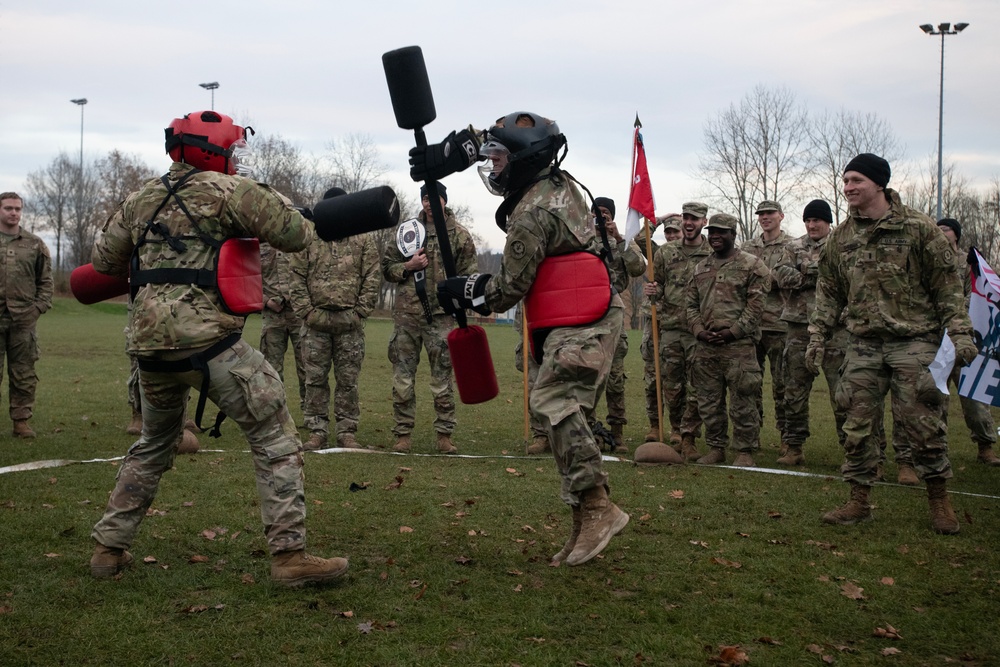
[706,213,738,230]
[682,202,708,218]
[755,200,782,214]
[658,214,682,230]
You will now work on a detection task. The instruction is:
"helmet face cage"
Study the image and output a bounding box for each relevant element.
[478,140,511,196]
[479,112,564,196]
[165,111,246,174]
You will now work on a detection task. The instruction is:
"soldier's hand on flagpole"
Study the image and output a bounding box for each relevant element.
[954,334,979,367]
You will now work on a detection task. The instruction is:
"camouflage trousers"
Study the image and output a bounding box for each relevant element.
[92,339,307,555]
[640,317,657,425]
[837,337,951,485]
[893,361,996,464]
[692,339,762,452]
[531,306,623,506]
[0,316,39,421]
[658,328,702,438]
[756,329,787,440]
[300,323,366,440]
[600,329,629,426]
[388,313,456,437]
[260,308,307,406]
[514,336,545,438]
[825,328,887,452]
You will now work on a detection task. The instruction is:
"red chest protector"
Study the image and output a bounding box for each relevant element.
[524,251,613,361]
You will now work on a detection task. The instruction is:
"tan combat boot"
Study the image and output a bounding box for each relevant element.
[821,482,873,525]
[436,433,457,454]
[12,420,35,439]
[337,433,363,449]
[565,486,630,566]
[303,433,327,451]
[270,550,349,587]
[392,435,412,453]
[927,479,960,534]
[610,424,628,454]
[680,434,700,461]
[526,436,550,455]
[696,447,726,465]
[126,408,143,436]
[669,428,682,446]
[732,451,756,467]
[550,506,582,565]
[91,543,134,579]
[897,463,919,486]
[776,446,804,466]
[176,429,200,454]
[644,421,660,443]
[977,444,1000,467]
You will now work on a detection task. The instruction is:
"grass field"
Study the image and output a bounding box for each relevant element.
[1,298,998,666]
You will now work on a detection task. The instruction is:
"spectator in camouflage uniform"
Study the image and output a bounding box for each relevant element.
[90,110,347,585]
[0,192,53,439]
[744,200,792,449]
[644,202,711,460]
[425,111,629,567]
[638,215,678,442]
[288,189,380,451]
[771,200,834,466]
[260,241,307,411]
[382,183,478,455]
[935,218,999,467]
[592,196,646,453]
[686,213,771,467]
[809,153,976,534]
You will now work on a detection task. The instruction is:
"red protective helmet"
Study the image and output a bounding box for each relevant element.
[164,110,246,174]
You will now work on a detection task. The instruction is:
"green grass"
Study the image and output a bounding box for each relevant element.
[1,298,998,666]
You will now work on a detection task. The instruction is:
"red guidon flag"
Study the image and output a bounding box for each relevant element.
[625,114,655,241]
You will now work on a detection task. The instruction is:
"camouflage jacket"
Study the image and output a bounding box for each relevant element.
[607,237,646,294]
[260,243,297,313]
[650,237,711,332]
[382,210,478,320]
[0,228,53,326]
[773,233,827,325]
[743,230,791,332]
[287,232,380,320]
[483,170,623,314]
[810,188,972,342]
[94,162,315,352]
[686,250,771,343]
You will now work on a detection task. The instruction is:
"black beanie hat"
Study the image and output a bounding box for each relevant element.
[843,153,891,188]
[802,199,833,224]
[593,196,616,220]
[938,217,962,242]
[420,182,448,203]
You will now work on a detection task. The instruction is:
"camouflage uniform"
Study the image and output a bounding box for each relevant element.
[744,230,791,441]
[260,243,307,405]
[287,232,380,444]
[686,249,771,453]
[810,189,973,485]
[382,210,478,439]
[600,237,646,428]
[482,171,623,506]
[91,162,315,556]
[650,238,711,439]
[0,227,52,422]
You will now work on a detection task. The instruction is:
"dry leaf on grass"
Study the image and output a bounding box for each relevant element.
[357,621,373,634]
[881,647,902,656]
[755,636,782,645]
[669,489,685,499]
[454,556,472,565]
[188,554,209,564]
[44,553,59,558]
[710,557,742,569]
[386,476,404,490]
[505,468,525,477]
[0,605,12,615]
[874,624,903,639]
[806,644,824,654]
[639,513,652,521]
[880,577,895,586]
[399,526,414,533]
[840,581,865,600]
[241,573,255,585]
[708,644,749,665]
[143,555,158,564]
[201,529,216,541]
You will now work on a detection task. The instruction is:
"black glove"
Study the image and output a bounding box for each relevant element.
[293,206,314,221]
[409,129,481,182]
[437,273,492,316]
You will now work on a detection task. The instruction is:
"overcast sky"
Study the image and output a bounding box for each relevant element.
[2,0,998,250]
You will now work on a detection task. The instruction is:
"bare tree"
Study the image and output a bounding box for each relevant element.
[325,133,389,194]
[699,85,810,240]
[253,133,329,205]
[65,166,103,269]
[24,153,77,273]
[809,109,905,223]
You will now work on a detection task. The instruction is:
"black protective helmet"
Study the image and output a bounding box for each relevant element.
[478,112,566,196]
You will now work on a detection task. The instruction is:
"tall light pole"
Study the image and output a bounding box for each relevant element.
[919,22,969,221]
[69,98,87,275]
[70,98,87,177]
[199,81,219,110]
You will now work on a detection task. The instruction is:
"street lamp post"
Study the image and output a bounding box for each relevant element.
[919,22,969,221]
[70,98,87,178]
[69,98,87,275]
[199,82,219,110]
